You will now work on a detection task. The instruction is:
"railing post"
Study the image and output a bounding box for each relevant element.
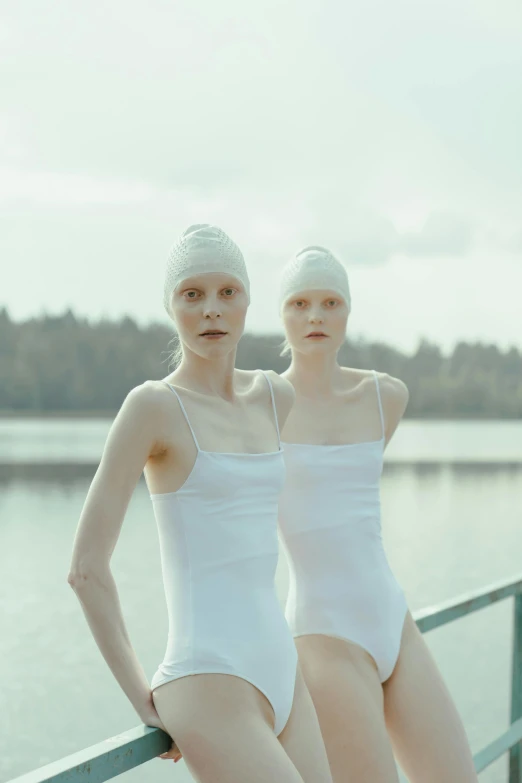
[510,594,522,783]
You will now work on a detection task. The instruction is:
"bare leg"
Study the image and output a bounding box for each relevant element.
[297,635,400,782]
[153,673,318,783]
[279,666,334,783]
[384,613,477,783]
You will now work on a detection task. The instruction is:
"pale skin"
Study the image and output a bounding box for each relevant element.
[68,272,332,783]
[279,288,478,782]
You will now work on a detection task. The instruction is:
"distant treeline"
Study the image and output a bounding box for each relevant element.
[1,308,521,418]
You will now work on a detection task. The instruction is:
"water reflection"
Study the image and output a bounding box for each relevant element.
[1,459,521,487]
[384,461,522,477]
[0,463,96,486]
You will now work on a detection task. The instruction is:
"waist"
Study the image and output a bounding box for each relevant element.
[283,537,399,599]
[154,497,281,563]
[280,522,388,593]
[279,498,382,538]
[159,546,280,597]
[162,580,285,642]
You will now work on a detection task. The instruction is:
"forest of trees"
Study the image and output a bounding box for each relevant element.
[1,308,521,418]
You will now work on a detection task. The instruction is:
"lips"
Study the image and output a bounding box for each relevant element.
[305,332,328,338]
[199,330,227,336]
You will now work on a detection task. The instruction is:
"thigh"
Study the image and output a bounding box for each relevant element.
[296,635,400,783]
[153,673,306,783]
[278,666,333,783]
[383,613,477,783]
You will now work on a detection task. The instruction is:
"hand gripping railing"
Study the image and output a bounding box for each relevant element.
[7,574,522,783]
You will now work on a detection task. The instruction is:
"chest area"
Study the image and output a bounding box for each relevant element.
[282,397,382,446]
[282,443,383,488]
[186,451,286,500]
[180,397,279,454]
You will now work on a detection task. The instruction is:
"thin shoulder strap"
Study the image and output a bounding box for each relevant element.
[259,371,281,448]
[161,381,200,451]
[372,370,385,439]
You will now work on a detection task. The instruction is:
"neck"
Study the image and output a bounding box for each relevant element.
[173,347,238,399]
[285,348,343,397]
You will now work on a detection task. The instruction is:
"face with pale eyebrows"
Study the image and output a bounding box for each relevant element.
[282,289,349,356]
[170,272,248,360]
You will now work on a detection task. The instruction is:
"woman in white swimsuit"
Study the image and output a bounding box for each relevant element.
[277,245,477,782]
[68,226,332,783]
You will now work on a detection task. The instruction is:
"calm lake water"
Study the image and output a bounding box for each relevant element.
[1,419,521,782]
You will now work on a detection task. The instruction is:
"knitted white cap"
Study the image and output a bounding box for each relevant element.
[163,224,250,315]
[279,246,351,309]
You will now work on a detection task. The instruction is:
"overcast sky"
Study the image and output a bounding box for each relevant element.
[2,0,521,352]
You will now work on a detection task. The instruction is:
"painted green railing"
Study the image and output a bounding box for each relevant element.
[7,573,522,783]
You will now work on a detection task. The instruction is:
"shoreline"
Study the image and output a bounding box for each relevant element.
[0,410,117,419]
[0,410,520,422]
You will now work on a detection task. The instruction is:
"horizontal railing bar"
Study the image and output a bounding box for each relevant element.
[473,717,522,772]
[7,573,522,783]
[6,726,170,783]
[15,716,522,783]
[414,574,522,633]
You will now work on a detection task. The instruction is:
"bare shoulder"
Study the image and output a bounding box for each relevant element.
[375,372,409,406]
[122,379,171,422]
[374,372,409,437]
[264,369,295,404]
[236,368,294,404]
[339,367,381,394]
[339,366,407,398]
[91,380,173,483]
[339,367,408,434]
[111,380,178,456]
[260,369,295,427]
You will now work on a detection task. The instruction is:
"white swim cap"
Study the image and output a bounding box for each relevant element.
[163,224,250,315]
[279,245,351,310]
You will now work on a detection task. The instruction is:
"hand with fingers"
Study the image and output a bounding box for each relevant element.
[159,738,183,763]
[141,697,183,764]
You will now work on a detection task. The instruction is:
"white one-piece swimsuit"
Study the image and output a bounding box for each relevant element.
[150,371,298,735]
[279,371,408,683]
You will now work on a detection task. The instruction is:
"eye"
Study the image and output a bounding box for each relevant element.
[184,290,200,300]
[222,287,237,297]
[294,300,306,308]
[325,299,338,308]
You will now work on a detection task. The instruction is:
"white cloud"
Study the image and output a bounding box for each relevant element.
[0,168,157,206]
[398,213,474,258]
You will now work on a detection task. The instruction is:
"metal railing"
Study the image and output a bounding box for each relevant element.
[8,573,522,783]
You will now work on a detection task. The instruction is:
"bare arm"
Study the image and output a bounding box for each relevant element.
[379,373,409,446]
[68,382,166,724]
